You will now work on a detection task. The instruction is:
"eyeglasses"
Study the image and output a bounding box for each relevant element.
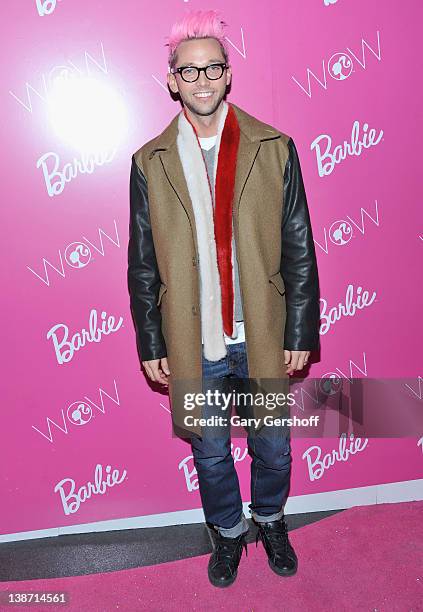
[170,62,228,83]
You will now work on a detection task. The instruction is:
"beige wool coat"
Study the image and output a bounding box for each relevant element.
[129,101,320,436]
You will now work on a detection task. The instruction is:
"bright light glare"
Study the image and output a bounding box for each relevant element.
[47,74,128,155]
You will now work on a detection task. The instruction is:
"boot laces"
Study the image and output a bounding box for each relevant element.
[256,519,289,555]
[214,534,248,564]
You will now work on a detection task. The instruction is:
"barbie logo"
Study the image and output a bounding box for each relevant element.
[311,120,384,177]
[303,433,368,481]
[54,463,127,515]
[46,308,124,364]
[320,283,377,336]
[36,0,61,16]
[179,444,248,492]
[68,401,93,426]
[329,220,353,246]
[328,53,353,80]
[65,242,91,268]
[37,149,116,197]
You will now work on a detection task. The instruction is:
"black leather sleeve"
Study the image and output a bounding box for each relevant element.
[127,155,167,363]
[281,138,321,351]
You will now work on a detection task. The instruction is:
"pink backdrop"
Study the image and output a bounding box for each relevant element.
[1,0,422,539]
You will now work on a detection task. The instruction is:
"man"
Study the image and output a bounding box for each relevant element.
[128,9,320,588]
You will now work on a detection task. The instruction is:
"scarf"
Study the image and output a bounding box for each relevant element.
[176,101,240,361]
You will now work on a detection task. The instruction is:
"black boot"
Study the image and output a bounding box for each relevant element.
[207,529,248,588]
[254,516,298,576]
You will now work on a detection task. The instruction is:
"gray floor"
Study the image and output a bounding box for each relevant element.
[0,510,344,582]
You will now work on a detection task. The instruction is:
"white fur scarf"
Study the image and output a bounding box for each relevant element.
[176,100,237,362]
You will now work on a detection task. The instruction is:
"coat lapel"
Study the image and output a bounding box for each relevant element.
[150,115,200,256]
[232,133,261,222]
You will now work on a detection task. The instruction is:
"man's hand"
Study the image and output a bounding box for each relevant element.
[284,350,310,375]
[142,357,170,387]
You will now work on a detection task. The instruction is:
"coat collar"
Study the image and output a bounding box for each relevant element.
[147,101,281,158]
[147,102,281,262]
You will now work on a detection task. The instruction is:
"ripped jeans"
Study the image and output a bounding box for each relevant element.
[190,341,292,538]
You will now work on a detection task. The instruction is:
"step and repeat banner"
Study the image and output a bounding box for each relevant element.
[1,0,421,539]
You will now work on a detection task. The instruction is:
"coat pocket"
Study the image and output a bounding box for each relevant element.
[268,272,286,296]
[157,283,168,306]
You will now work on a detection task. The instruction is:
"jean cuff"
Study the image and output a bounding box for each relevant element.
[251,507,284,523]
[215,513,249,538]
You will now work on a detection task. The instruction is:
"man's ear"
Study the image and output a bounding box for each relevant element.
[226,66,232,86]
[167,73,178,94]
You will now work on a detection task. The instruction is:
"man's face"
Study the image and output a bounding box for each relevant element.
[167,37,232,117]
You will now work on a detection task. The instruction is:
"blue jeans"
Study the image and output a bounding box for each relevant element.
[190,342,292,538]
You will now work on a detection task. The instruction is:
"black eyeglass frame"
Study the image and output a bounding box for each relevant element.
[170,62,228,83]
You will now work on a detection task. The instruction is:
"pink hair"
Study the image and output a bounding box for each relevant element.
[166,9,229,69]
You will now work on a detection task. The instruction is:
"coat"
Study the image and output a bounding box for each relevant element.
[127,101,320,437]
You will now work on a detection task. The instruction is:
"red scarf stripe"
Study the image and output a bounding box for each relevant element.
[183,104,240,337]
[214,105,240,336]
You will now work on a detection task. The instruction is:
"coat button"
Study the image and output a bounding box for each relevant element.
[192,256,197,267]
[192,305,198,315]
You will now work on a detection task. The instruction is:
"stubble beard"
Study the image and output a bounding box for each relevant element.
[182,89,226,118]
